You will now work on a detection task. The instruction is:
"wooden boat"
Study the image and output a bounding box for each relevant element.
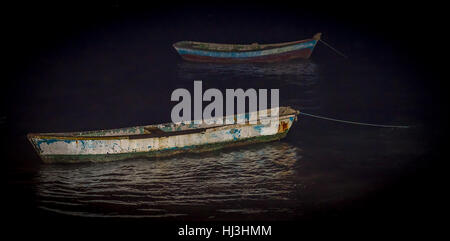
[173,33,321,63]
[27,107,299,163]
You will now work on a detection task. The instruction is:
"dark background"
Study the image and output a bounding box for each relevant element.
[2,0,447,239]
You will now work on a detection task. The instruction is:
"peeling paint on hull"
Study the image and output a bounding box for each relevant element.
[28,107,299,164]
[39,132,289,163]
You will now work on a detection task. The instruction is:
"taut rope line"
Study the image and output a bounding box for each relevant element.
[319,39,348,59]
[299,111,410,128]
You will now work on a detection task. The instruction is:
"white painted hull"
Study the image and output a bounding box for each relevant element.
[28,107,299,163]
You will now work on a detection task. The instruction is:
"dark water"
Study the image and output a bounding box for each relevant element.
[7,57,429,221]
[36,142,300,219]
[3,5,442,226]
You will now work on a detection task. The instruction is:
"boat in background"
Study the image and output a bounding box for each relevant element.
[28,107,299,163]
[173,33,321,63]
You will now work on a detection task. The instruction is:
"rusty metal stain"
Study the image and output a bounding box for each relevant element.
[278,121,289,133]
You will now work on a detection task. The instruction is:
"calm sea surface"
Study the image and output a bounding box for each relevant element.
[4,25,432,221]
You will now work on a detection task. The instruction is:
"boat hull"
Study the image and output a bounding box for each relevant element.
[180,47,314,63]
[37,131,289,163]
[174,38,319,63]
[28,111,298,163]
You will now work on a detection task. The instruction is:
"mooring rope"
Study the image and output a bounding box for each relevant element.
[319,39,348,59]
[299,111,410,128]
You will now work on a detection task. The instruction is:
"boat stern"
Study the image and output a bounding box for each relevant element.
[27,133,44,160]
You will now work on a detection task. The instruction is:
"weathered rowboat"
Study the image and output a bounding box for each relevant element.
[27,107,299,163]
[173,33,321,63]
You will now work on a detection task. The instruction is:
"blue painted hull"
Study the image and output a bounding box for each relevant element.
[173,33,321,63]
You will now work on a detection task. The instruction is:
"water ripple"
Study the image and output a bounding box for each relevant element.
[36,142,302,218]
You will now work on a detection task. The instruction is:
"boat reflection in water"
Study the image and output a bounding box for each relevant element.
[176,60,322,112]
[36,142,302,219]
[176,60,319,82]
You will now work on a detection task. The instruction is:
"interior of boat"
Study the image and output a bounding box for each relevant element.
[28,107,299,138]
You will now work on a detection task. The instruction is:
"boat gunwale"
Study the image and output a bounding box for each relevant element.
[173,37,317,53]
[27,113,298,141]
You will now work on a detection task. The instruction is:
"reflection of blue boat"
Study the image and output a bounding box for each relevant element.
[177,60,319,79]
[173,33,321,63]
[28,107,299,163]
